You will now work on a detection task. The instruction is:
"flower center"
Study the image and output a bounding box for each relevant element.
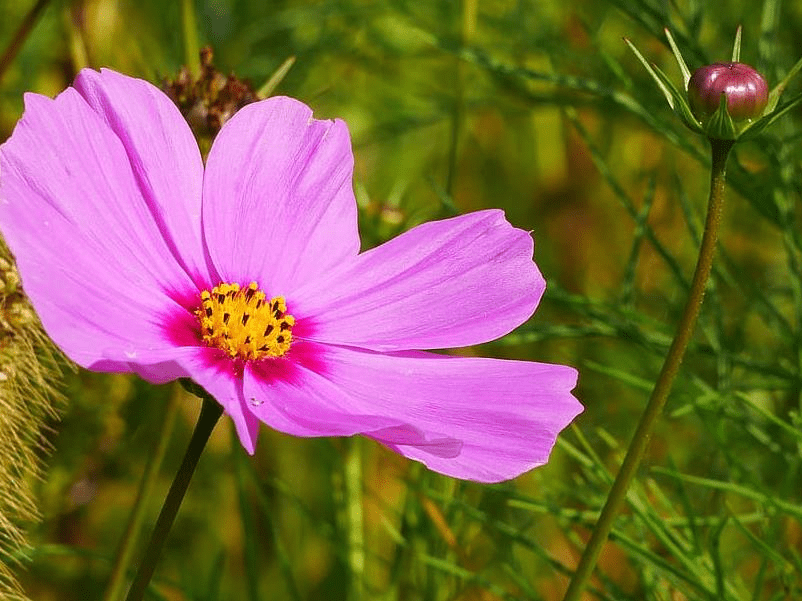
[196,282,295,360]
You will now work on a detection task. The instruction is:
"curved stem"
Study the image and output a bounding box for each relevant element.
[124,385,223,601]
[561,138,734,601]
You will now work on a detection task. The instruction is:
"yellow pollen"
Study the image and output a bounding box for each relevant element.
[196,282,295,360]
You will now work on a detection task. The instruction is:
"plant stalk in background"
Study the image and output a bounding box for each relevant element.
[563,27,802,599]
[102,392,181,601]
[562,137,733,601]
[0,0,52,85]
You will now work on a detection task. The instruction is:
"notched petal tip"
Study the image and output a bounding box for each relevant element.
[203,92,360,293]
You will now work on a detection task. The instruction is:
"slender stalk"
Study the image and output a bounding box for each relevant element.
[346,437,365,601]
[63,2,90,72]
[446,0,477,199]
[181,0,201,78]
[257,56,297,98]
[561,138,734,601]
[233,442,261,601]
[0,0,52,85]
[102,390,181,601]
[124,388,223,601]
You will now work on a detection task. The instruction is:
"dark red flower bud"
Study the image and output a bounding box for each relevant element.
[687,62,768,121]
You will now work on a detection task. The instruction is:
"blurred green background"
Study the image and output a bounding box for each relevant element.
[2,0,802,599]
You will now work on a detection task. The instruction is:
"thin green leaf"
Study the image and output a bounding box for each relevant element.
[731,25,742,62]
[625,37,676,109]
[742,90,802,139]
[648,61,704,132]
[766,53,802,112]
[257,55,296,98]
[652,468,802,520]
[665,28,692,88]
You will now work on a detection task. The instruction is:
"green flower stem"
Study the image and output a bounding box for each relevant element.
[124,386,223,601]
[561,138,734,601]
[103,390,181,601]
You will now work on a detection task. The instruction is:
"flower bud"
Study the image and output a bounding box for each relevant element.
[687,62,768,121]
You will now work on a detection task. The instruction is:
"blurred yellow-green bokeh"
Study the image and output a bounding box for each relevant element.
[2,0,802,599]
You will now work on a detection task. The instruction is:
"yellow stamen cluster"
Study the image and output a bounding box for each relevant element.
[196,282,295,360]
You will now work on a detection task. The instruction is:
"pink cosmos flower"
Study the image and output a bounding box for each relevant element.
[0,68,581,483]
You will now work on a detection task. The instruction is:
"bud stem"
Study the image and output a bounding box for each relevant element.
[561,138,733,601]
[124,386,223,601]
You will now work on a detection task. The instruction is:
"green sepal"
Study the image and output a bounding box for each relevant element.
[766,53,802,114]
[740,91,802,140]
[731,25,742,63]
[624,38,676,109]
[705,93,738,140]
[649,63,704,133]
[665,28,691,89]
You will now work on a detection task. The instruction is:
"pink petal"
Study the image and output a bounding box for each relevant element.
[73,69,212,287]
[89,345,204,384]
[202,96,359,296]
[242,342,402,437]
[0,88,196,369]
[294,210,545,351]
[364,425,464,459]
[179,347,261,453]
[245,342,581,482]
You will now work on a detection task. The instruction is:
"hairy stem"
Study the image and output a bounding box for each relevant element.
[561,138,734,601]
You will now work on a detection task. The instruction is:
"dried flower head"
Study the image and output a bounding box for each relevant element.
[162,47,259,150]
